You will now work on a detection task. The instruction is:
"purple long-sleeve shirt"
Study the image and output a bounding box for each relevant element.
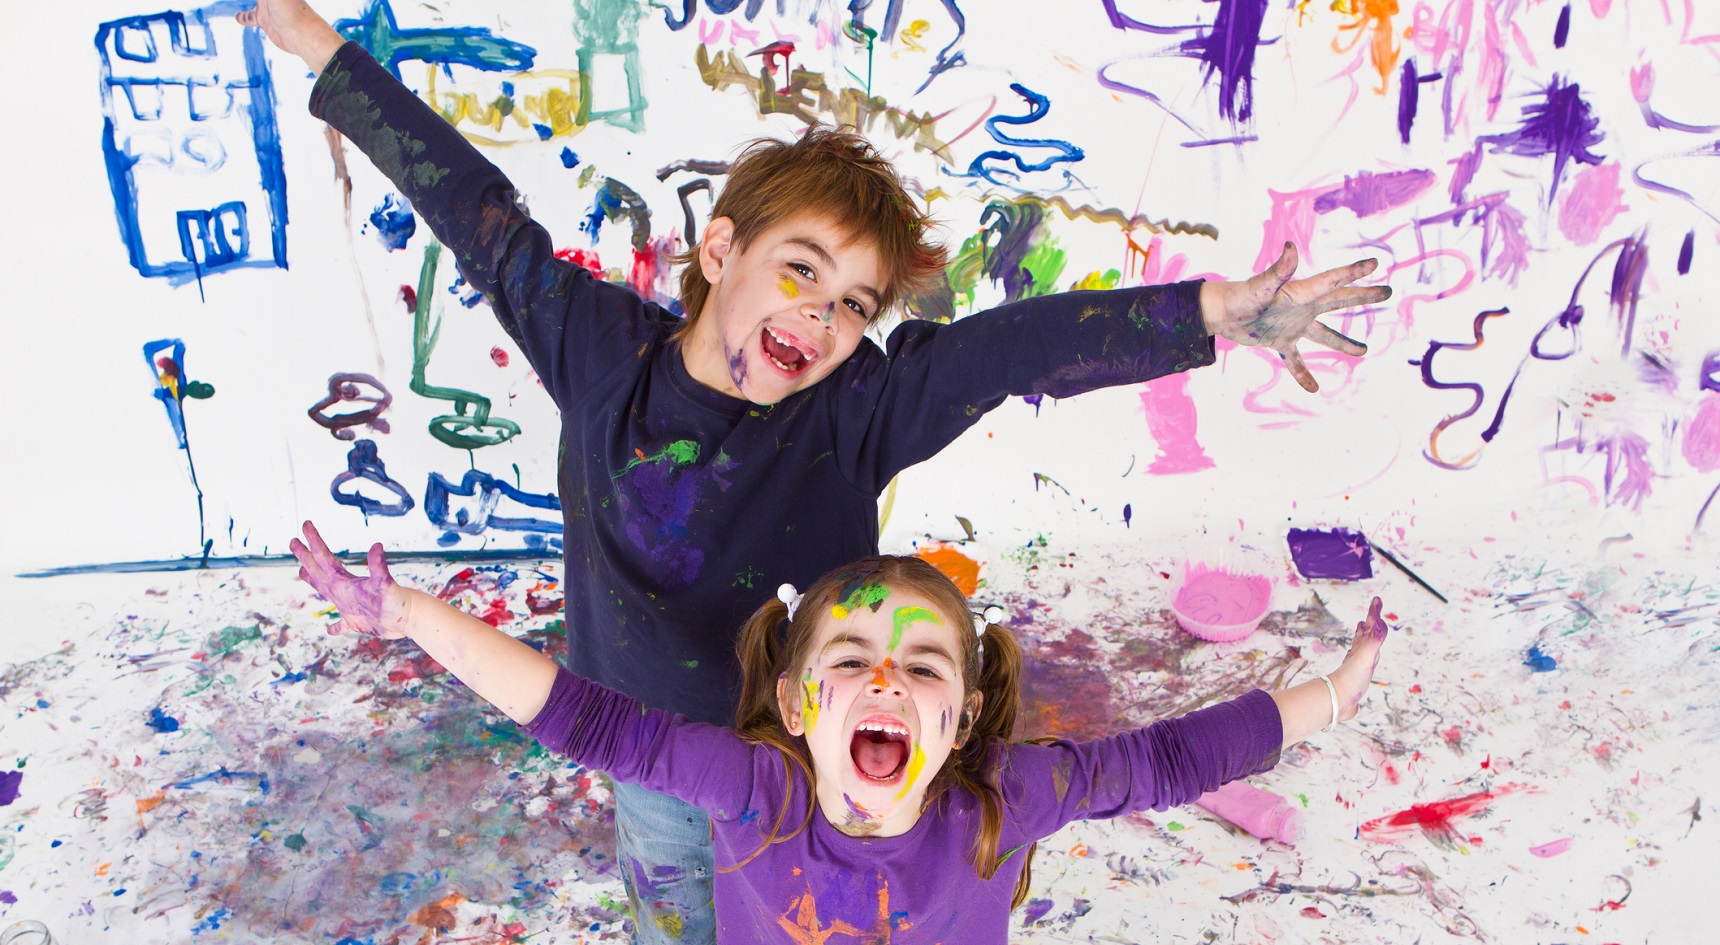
[310,43,1218,727]
[527,667,1282,943]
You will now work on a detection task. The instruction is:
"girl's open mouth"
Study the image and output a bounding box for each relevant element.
[850,719,911,782]
[761,326,812,374]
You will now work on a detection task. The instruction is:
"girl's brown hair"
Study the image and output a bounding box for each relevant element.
[672,124,947,335]
[729,555,1038,908]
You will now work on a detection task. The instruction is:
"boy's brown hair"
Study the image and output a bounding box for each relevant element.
[673,124,947,333]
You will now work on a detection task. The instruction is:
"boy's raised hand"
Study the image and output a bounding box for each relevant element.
[1199,242,1392,393]
[1328,596,1389,723]
[289,521,411,638]
[236,0,345,74]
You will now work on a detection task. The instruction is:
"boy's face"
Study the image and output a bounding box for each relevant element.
[688,214,883,405]
[777,582,979,838]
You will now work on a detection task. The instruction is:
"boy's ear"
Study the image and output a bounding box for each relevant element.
[698,216,737,286]
[776,673,805,736]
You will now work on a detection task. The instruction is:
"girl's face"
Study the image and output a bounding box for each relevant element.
[778,583,979,838]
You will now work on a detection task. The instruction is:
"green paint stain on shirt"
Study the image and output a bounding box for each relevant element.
[888,606,941,651]
[618,439,701,475]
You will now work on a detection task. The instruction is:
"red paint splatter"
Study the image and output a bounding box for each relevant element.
[398,285,417,312]
[526,585,564,616]
[555,247,604,273]
[388,652,447,683]
[1383,764,1401,785]
[1442,725,1464,750]
[1299,906,1325,919]
[490,346,510,367]
[1359,784,1523,846]
[1409,683,1422,693]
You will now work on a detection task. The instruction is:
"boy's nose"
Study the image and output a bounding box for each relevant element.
[802,300,838,329]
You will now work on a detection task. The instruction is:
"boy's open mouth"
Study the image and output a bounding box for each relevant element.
[850,718,911,782]
[761,326,813,374]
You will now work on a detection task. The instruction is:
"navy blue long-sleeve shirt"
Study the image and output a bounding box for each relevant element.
[311,42,1216,725]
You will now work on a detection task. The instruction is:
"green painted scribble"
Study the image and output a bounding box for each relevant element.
[888,606,941,652]
[945,199,1067,311]
[572,0,650,132]
[833,582,891,619]
[204,624,264,660]
[411,242,521,449]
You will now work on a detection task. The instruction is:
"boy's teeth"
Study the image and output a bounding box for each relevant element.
[767,354,792,371]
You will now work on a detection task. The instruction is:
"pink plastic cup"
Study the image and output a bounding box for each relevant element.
[1171,563,1272,642]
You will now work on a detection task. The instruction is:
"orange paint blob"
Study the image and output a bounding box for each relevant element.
[915,542,981,596]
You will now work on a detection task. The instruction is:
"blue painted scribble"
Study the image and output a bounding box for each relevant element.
[367,194,416,251]
[425,470,562,545]
[331,439,415,517]
[581,177,652,250]
[957,84,1085,187]
[334,0,536,79]
[97,2,288,288]
[144,338,215,550]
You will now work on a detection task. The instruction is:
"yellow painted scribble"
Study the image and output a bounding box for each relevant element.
[695,45,954,163]
[892,741,926,801]
[897,19,930,55]
[423,66,586,146]
[778,274,799,298]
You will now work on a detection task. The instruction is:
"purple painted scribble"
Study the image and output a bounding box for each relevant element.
[1286,527,1373,581]
[0,770,22,806]
[1701,352,1720,394]
[1678,231,1694,275]
[1313,169,1438,218]
[1188,0,1269,123]
[1548,430,1655,511]
[308,372,393,440]
[1398,59,1419,144]
[1630,63,1720,134]
[1553,3,1570,48]
[1418,307,1511,469]
[1478,74,1604,203]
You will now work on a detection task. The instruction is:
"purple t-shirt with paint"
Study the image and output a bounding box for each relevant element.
[311,43,1218,726]
[526,666,1281,943]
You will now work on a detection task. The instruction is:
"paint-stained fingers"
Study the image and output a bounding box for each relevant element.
[289,539,327,588]
[365,542,393,585]
[1284,348,1319,393]
[301,520,342,571]
[1302,321,1367,356]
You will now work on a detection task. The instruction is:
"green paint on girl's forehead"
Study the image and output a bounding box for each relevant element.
[831,580,890,619]
[888,606,941,651]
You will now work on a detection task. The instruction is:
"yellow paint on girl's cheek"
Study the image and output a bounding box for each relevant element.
[801,670,821,733]
[778,275,799,298]
[892,741,926,801]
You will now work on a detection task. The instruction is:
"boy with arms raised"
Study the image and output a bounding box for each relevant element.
[239,2,1393,941]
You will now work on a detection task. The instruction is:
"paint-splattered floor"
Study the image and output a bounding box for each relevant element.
[3,541,1715,943]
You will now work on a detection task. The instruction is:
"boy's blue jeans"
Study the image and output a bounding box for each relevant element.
[612,780,717,944]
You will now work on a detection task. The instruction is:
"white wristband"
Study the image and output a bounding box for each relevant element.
[1318,675,1340,731]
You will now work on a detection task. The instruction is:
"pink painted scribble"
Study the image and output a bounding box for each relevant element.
[1139,374,1215,474]
[1557,163,1628,245]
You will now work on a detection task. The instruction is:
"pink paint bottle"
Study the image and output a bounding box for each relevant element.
[1194,781,1304,844]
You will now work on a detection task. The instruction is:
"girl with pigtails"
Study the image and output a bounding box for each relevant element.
[290,521,1390,943]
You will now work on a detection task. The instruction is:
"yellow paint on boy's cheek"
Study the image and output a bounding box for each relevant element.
[778,275,799,298]
[892,741,926,801]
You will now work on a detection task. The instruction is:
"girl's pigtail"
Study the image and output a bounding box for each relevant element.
[726,595,816,872]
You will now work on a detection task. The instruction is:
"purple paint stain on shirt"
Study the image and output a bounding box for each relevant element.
[1480,74,1604,202]
[1314,169,1437,218]
[1286,528,1373,581]
[618,457,710,588]
[0,770,22,806]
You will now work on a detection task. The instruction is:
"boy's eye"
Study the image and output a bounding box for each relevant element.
[844,298,867,317]
[789,262,814,279]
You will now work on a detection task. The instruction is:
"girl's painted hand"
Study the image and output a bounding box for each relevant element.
[1199,243,1392,392]
[1329,596,1389,723]
[289,520,410,638]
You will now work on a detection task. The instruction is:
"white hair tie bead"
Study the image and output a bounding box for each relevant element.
[777,583,803,622]
[973,604,1006,637]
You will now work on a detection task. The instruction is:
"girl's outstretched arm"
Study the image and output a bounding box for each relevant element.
[290,521,558,724]
[1270,597,1390,745]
